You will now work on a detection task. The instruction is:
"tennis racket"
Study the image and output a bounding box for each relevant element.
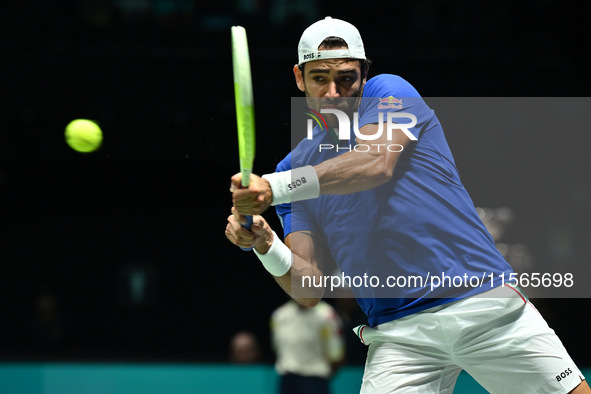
[231,25,256,250]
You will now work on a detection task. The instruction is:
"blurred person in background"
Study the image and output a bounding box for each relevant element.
[271,299,344,394]
[229,330,262,364]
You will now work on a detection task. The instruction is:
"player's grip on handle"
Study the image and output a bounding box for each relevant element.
[240,218,254,251]
[239,183,254,251]
[241,216,254,230]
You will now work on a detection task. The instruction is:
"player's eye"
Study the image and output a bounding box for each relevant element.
[339,75,355,84]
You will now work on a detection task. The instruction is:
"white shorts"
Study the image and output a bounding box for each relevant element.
[355,284,585,393]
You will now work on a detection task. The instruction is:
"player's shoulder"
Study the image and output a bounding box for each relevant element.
[364,74,421,98]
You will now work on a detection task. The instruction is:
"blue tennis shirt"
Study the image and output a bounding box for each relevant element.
[275,74,514,327]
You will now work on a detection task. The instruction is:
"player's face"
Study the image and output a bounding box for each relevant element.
[293,58,365,121]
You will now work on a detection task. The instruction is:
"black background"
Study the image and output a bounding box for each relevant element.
[1,0,589,364]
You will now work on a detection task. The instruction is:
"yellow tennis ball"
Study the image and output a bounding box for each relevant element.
[64,119,103,153]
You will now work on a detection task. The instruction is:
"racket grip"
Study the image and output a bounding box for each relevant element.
[240,215,254,251]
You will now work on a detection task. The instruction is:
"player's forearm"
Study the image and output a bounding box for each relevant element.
[272,257,324,307]
[263,128,408,205]
[314,148,395,195]
[250,230,324,306]
[261,232,324,306]
[314,122,410,195]
[260,149,396,208]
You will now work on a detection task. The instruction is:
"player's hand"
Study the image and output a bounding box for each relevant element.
[230,173,272,215]
[225,208,273,254]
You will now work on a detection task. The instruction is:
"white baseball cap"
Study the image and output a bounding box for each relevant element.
[297,17,366,65]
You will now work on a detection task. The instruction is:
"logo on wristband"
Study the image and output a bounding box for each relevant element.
[287,177,307,190]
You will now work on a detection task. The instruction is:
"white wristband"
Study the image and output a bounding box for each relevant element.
[253,231,292,276]
[262,166,320,206]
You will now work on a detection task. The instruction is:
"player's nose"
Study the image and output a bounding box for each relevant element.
[324,81,340,98]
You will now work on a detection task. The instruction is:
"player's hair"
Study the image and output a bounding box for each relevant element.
[298,36,371,79]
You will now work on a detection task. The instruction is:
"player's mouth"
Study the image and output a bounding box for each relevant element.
[320,102,348,111]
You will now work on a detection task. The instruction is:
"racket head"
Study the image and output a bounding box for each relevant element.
[231,26,255,188]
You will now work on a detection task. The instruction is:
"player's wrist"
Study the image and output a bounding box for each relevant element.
[262,166,320,205]
[253,225,274,254]
[261,178,274,206]
[253,230,292,276]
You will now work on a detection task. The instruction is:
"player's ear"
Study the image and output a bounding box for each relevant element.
[293,64,305,92]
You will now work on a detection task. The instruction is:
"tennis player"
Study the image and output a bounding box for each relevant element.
[225,17,589,393]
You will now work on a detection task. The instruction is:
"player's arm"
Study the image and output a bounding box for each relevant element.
[276,231,326,306]
[231,123,411,215]
[225,211,325,306]
[315,122,411,194]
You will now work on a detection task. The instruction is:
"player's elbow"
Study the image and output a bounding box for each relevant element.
[292,287,323,308]
[370,161,394,185]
